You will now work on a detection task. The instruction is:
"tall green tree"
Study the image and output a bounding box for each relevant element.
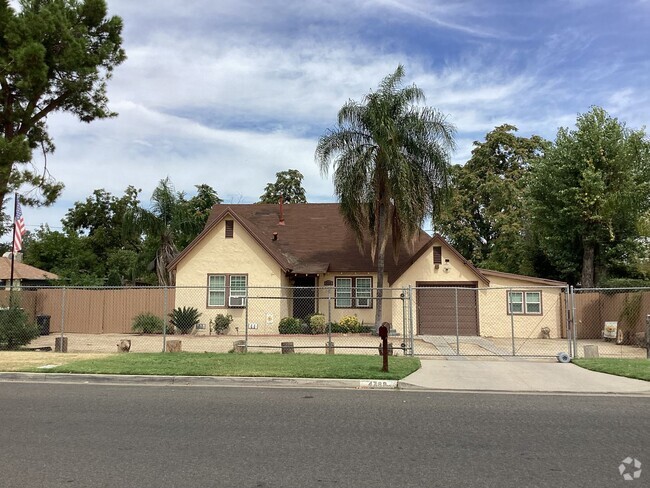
[124,178,215,285]
[62,186,141,259]
[258,169,307,204]
[176,183,222,248]
[528,107,650,286]
[0,0,126,210]
[436,124,548,273]
[316,65,455,329]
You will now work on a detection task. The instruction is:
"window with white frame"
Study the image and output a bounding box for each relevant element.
[507,290,542,315]
[229,275,247,307]
[207,274,247,308]
[208,275,226,307]
[335,277,373,308]
[335,278,353,308]
[355,277,372,308]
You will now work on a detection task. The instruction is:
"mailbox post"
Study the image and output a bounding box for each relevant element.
[379,324,389,373]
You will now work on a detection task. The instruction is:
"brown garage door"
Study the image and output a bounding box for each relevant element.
[417,284,478,335]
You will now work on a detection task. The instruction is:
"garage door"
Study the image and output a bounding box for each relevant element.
[417,284,478,335]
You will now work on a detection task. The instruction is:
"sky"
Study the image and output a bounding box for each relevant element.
[5,0,650,239]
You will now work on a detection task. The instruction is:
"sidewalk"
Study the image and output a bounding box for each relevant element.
[1,358,649,395]
[399,358,650,394]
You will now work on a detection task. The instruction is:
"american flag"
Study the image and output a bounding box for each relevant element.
[13,201,26,253]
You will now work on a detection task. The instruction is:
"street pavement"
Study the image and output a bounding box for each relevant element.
[0,383,648,487]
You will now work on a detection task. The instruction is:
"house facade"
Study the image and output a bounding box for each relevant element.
[169,203,567,338]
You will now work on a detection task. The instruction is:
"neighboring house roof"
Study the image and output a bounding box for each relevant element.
[0,257,58,281]
[169,203,433,283]
[478,268,567,286]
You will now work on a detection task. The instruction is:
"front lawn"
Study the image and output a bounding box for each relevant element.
[21,352,421,380]
[573,358,650,382]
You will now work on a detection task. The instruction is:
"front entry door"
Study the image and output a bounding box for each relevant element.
[293,276,316,320]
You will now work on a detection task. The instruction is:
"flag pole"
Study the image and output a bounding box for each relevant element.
[9,192,18,290]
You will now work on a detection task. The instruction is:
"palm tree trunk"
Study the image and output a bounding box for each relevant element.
[375,203,386,331]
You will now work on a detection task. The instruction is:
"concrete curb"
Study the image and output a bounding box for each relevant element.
[0,372,395,390]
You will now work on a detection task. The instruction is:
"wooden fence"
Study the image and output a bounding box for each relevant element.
[0,288,175,334]
[573,290,650,339]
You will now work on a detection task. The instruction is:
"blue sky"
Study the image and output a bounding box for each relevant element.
[7,0,650,238]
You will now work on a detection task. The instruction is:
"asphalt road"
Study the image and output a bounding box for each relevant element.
[0,383,648,488]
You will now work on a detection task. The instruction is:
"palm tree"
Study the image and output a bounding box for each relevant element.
[315,65,456,330]
[123,178,187,286]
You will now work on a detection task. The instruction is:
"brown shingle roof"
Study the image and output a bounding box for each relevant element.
[0,257,58,281]
[170,203,433,282]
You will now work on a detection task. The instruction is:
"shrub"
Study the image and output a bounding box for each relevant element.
[211,314,233,335]
[131,313,164,334]
[339,315,361,333]
[0,305,39,350]
[169,306,201,335]
[309,314,326,334]
[278,317,301,334]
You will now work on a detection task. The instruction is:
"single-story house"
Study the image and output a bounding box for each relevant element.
[0,256,58,289]
[168,203,567,338]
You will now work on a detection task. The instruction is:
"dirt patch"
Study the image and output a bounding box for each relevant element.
[0,352,112,371]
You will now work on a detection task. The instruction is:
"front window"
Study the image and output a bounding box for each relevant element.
[335,278,353,308]
[208,275,226,306]
[508,290,542,315]
[229,275,247,307]
[355,278,372,308]
[335,277,373,308]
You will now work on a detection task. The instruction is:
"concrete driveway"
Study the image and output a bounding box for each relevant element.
[400,358,650,394]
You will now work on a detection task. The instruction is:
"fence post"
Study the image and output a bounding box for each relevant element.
[408,285,414,356]
[645,315,650,359]
[60,286,66,347]
[162,286,168,353]
[571,286,578,358]
[509,288,516,356]
[327,286,332,345]
[244,285,249,351]
[454,287,459,356]
[565,286,573,358]
[401,289,406,350]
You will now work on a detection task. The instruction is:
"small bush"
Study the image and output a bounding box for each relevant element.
[0,306,39,350]
[339,315,361,333]
[131,313,164,334]
[310,314,326,334]
[278,317,301,334]
[211,314,233,335]
[169,306,201,335]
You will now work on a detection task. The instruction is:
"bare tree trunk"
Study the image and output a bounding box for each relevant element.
[375,203,386,331]
[581,241,595,288]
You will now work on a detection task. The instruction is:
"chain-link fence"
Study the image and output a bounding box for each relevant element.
[572,287,650,359]
[411,286,571,358]
[1,285,648,359]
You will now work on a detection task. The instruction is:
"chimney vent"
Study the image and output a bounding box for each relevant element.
[278,196,285,226]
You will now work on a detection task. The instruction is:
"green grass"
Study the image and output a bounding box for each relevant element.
[23,353,421,380]
[573,358,650,382]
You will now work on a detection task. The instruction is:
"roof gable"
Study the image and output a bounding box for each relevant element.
[388,233,490,285]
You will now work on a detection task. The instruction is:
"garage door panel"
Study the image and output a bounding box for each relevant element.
[417,285,478,336]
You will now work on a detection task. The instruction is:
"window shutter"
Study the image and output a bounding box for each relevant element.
[433,246,442,264]
[225,220,234,238]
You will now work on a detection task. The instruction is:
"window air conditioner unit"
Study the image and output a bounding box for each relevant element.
[229,296,246,307]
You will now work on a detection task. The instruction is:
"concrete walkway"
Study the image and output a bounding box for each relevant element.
[399,358,650,394]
